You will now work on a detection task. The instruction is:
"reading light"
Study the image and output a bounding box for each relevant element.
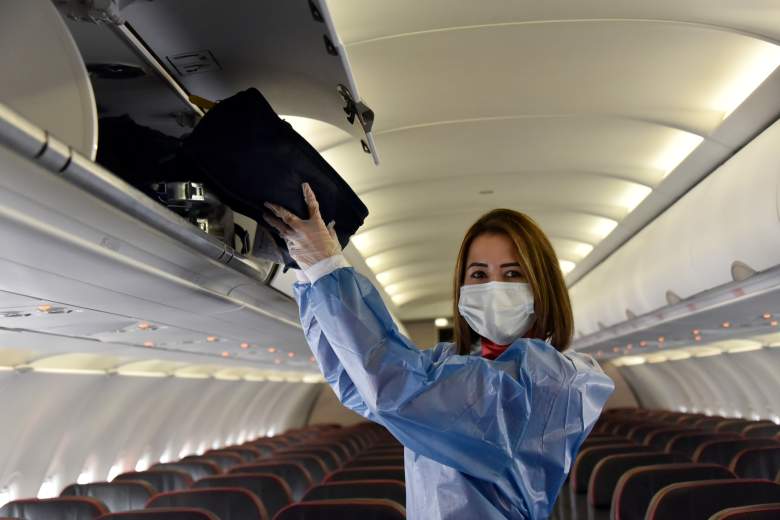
[434,318,449,328]
[240,342,250,349]
[207,336,218,343]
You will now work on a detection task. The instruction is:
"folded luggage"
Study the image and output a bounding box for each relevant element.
[178,87,369,268]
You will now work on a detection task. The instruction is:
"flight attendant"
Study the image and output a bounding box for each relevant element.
[264,183,614,519]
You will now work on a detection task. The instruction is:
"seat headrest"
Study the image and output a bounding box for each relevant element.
[302,479,405,506]
[114,470,193,492]
[228,462,312,500]
[149,461,220,480]
[146,487,268,520]
[646,479,780,520]
[325,467,405,484]
[96,507,219,520]
[61,481,155,512]
[0,497,109,519]
[193,474,292,518]
[274,498,406,520]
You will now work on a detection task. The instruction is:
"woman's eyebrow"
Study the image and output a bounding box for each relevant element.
[501,262,521,268]
[466,262,489,269]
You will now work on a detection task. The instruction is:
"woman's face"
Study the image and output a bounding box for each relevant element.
[463,232,526,286]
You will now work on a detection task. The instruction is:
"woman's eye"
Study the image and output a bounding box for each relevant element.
[505,270,523,279]
[470,271,486,279]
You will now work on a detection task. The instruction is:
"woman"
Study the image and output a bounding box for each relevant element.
[264,183,614,519]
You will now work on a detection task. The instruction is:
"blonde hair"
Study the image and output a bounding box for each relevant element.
[452,209,573,354]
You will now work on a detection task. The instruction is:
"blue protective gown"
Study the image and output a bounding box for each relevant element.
[294,266,614,519]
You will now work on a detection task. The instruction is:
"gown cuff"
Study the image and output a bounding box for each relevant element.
[304,254,351,284]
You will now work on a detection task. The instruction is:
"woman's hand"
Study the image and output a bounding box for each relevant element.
[263,183,342,269]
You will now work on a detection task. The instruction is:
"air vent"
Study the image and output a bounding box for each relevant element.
[166,50,221,76]
[0,311,32,318]
[87,63,146,80]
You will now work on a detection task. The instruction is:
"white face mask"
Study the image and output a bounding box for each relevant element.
[458,281,535,345]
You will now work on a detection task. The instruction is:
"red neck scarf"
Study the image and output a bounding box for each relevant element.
[481,337,510,360]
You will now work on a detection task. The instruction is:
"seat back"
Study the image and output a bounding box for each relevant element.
[184,453,243,470]
[645,479,780,520]
[302,480,405,506]
[244,443,275,458]
[627,425,667,444]
[275,448,341,471]
[114,471,192,492]
[325,467,405,483]
[692,417,728,430]
[587,452,688,508]
[730,447,780,479]
[146,487,267,520]
[571,445,654,493]
[193,473,293,518]
[274,498,406,520]
[611,463,736,520]
[215,447,263,462]
[61,481,155,512]
[266,454,327,483]
[345,456,405,468]
[297,443,350,463]
[714,420,764,434]
[0,497,109,519]
[666,432,741,457]
[150,461,220,480]
[743,424,780,439]
[693,438,779,465]
[228,462,312,500]
[708,502,780,519]
[96,508,219,520]
[645,428,695,450]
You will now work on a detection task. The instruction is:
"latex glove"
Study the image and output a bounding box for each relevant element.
[262,183,341,270]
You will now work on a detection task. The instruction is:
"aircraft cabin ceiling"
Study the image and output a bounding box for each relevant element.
[316,0,780,321]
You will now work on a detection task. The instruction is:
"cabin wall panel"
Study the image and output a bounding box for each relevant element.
[571,119,780,336]
[0,372,318,501]
[619,348,780,420]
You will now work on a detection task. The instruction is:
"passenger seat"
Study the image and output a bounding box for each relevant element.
[96,508,218,519]
[644,479,780,520]
[0,497,109,519]
[146,487,268,520]
[302,479,405,506]
[114,471,193,493]
[729,446,780,479]
[611,463,735,520]
[192,474,293,517]
[274,498,406,519]
[61,481,155,512]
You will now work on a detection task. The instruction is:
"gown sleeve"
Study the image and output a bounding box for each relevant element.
[294,266,614,516]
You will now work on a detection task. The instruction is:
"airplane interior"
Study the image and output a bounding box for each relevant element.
[0,1,779,519]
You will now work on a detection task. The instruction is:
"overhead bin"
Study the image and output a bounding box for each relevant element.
[0,104,315,363]
[570,118,780,339]
[57,0,378,163]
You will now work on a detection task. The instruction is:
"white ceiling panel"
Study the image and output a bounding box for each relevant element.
[320,1,780,320]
